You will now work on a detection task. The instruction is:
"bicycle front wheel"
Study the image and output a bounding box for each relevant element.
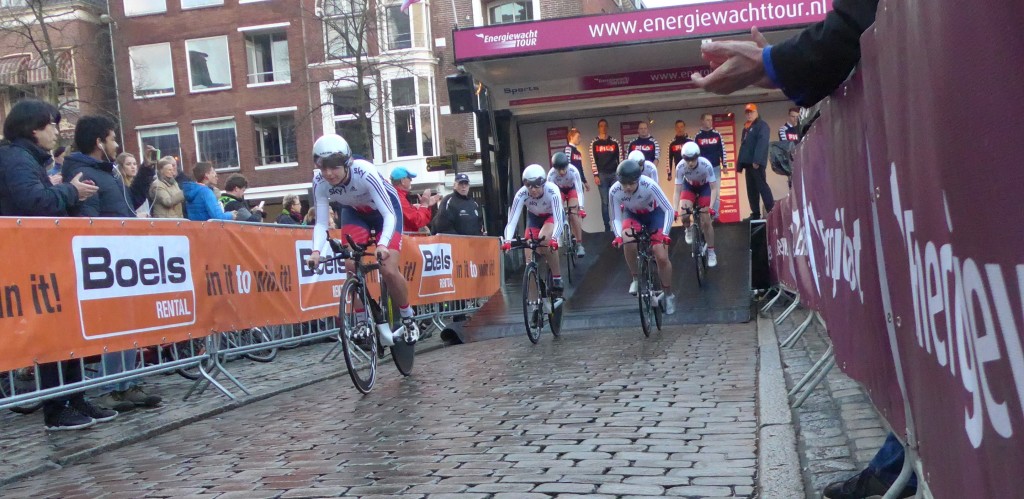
[638,255,653,337]
[694,225,706,288]
[340,280,377,394]
[563,222,575,285]
[522,263,542,344]
[652,258,663,331]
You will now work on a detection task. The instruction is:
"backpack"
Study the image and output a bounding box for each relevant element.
[769,141,795,177]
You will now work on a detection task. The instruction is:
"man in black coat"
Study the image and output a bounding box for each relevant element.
[0,100,111,432]
[433,173,483,235]
[737,103,773,220]
[61,115,136,218]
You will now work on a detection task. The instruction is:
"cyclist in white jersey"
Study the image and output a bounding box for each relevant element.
[609,159,677,315]
[503,164,566,293]
[304,134,419,344]
[673,142,720,267]
[627,150,659,184]
[547,152,587,258]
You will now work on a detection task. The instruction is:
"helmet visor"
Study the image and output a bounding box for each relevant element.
[317,153,349,169]
[524,177,546,188]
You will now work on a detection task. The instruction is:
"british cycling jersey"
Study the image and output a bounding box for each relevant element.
[547,165,585,210]
[674,157,718,188]
[609,176,674,238]
[504,182,565,242]
[311,160,402,252]
[641,160,659,184]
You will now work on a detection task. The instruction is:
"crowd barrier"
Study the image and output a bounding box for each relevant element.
[764,1,1023,497]
[0,220,499,409]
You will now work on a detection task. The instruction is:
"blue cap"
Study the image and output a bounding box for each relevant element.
[390,167,417,181]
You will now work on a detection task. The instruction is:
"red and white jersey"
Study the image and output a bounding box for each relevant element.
[504,181,565,242]
[674,157,718,187]
[547,165,585,209]
[311,160,400,251]
[641,160,659,184]
[609,176,674,237]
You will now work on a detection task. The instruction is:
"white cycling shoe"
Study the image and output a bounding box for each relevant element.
[685,224,696,245]
[400,317,420,344]
[628,279,638,296]
[664,293,677,315]
[708,249,718,268]
[576,245,586,258]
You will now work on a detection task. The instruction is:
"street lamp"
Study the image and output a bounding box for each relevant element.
[98,12,124,145]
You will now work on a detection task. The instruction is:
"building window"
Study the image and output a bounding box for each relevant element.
[389,77,433,158]
[488,0,533,24]
[138,125,181,162]
[194,119,239,170]
[181,0,222,9]
[252,113,297,166]
[385,3,429,51]
[185,36,231,92]
[123,0,166,16]
[128,42,174,98]
[333,87,373,160]
[245,32,290,84]
[324,0,366,59]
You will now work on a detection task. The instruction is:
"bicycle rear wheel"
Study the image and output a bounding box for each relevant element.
[652,258,663,331]
[693,225,706,288]
[172,338,207,380]
[378,284,415,377]
[563,221,575,285]
[340,280,377,394]
[547,270,562,337]
[522,263,542,344]
[638,256,653,337]
[242,327,278,363]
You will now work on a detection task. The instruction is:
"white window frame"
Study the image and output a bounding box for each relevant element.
[241,27,291,87]
[383,1,429,52]
[180,0,223,10]
[247,107,299,170]
[184,35,232,94]
[323,0,367,61]
[192,117,240,172]
[330,83,379,161]
[473,0,540,26]
[387,75,437,159]
[136,123,181,162]
[123,0,167,17]
[128,42,174,99]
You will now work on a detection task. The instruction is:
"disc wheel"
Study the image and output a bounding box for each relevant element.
[652,260,663,331]
[522,264,542,344]
[377,291,415,377]
[638,257,654,338]
[340,280,377,394]
[547,270,562,337]
[693,225,706,288]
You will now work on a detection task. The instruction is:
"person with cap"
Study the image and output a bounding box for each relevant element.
[737,103,774,220]
[390,166,437,233]
[433,173,483,236]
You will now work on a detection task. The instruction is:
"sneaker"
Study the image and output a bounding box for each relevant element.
[93,391,135,413]
[823,469,915,499]
[70,397,117,423]
[551,277,563,292]
[401,317,420,344]
[628,279,638,296]
[120,386,162,408]
[685,224,696,245]
[708,248,718,268]
[664,294,677,315]
[44,404,96,431]
[576,244,586,258]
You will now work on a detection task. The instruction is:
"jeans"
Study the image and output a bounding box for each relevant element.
[95,350,140,394]
[870,433,918,489]
[39,360,83,417]
[741,163,774,218]
[598,173,616,231]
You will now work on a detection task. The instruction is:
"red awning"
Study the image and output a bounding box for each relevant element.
[25,52,73,85]
[0,56,29,85]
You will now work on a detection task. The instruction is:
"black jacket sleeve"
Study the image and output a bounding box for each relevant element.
[1,150,78,216]
[768,0,880,107]
[130,162,156,209]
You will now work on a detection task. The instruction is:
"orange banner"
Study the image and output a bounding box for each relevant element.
[0,219,500,371]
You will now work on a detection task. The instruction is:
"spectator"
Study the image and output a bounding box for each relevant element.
[114,151,152,217]
[780,107,801,141]
[627,121,659,166]
[666,120,694,181]
[149,158,184,218]
[590,118,621,232]
[181,162,235,221]
[433,173,483,235]
[46,145,66,181]
[563,127,590,191]
[116,152,137,189]
[0,99,105,431]
[695,113,728,217]
[390,166,435,232]
[824,433,915,499]
[691,1,879,107]
[303,204,338,229]
[219,173,264,222]
[276,194,303,224]
[61,115,136,218]
[736,103,773,220]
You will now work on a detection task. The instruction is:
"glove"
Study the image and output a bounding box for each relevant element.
[549,240,559,251]
[674,210,679,220]
[667,169,673,181]
[579,208,587,219]
[501,241,512,252]
[660,236,672,246]
[709,208,717,217]
[612,237,623,248]
[594,175,601,186]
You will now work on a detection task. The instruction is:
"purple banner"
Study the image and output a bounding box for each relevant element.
[453,0,832,62]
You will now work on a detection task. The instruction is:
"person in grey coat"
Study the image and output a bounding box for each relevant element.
[736,103,774,219]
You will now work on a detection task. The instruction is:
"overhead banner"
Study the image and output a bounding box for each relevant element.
[767,0,1024,496]
[453,0,832,62]
[0,220,500,372]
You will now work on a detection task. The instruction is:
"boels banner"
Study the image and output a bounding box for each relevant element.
[0,219,500,372]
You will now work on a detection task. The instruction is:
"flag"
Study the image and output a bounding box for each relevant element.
[400,0,421,13]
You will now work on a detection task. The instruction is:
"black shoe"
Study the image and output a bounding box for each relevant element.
[823,470,915,499]
[44,404,96,431]
[70,397,118,423]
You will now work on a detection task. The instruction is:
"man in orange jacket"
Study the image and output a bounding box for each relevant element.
[390,166,438,232]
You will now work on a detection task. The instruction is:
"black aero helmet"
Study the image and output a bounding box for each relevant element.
[616,159,642,183]
[551,152,570,171]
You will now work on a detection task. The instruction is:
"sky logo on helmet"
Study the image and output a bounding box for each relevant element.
[418,243,455,297]
[72,236,195,339]
[296,240,346,311]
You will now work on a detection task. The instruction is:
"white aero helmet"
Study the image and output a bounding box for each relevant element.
[627,150,646,163]
[522,164,547,187]
[313,133,352,168]
[681,141,701,160]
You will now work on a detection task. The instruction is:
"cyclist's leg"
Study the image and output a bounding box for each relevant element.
[698,186,714,247]
[339,207,370,316]
[565,191,582,244]
[621,216,640,277]
[679,197,695,226]
[649,209,673,292]
[537,219,561,279]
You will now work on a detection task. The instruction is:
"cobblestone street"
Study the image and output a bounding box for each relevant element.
[1,323,761,498]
